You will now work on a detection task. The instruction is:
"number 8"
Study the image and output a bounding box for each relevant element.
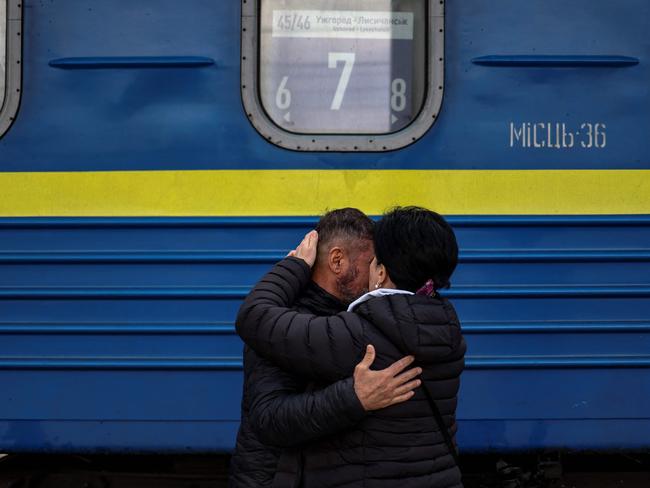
[391,78,407,112]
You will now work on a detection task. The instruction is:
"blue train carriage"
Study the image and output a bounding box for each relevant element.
[0,0,649,455]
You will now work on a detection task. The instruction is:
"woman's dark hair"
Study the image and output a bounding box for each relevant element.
[374,206,458,292]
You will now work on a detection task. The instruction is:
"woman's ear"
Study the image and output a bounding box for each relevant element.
[377,263,387,283]
[374,262,388,288]
[376,263,396,289]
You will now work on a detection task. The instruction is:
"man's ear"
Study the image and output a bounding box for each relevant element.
[328,247,344,274]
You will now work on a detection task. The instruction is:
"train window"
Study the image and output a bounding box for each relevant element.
[0,0,22,139]
[242,0,444,151]
[0,1,5,107]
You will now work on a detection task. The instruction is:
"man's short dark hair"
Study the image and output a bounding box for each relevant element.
[374,206,458,292]
[315,208,374,256]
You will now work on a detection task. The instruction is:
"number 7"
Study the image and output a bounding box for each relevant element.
[328,52,355,111]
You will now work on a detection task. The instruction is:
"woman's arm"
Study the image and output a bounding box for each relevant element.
[236,256,365,382]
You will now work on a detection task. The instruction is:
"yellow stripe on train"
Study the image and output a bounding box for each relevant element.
[0,169,649,216]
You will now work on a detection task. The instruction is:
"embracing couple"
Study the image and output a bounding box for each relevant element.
[230,207,466,488]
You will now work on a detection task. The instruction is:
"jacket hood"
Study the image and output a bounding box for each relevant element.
[353,293,461,364]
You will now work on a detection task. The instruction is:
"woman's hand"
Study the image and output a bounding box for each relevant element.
[290,230,318,268]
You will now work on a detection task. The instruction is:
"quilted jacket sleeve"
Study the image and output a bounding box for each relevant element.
[236,257,366,382]
[248,357,366,447]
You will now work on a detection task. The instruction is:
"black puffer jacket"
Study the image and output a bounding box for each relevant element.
[229,282,365,488]
[237,258,466,488]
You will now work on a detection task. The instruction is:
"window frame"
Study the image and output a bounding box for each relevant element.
[241,0,444,152]
[0,0,22,139]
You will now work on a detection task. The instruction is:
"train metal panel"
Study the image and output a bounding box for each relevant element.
[0,0,648,454]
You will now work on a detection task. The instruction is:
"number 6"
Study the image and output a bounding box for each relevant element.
[276,76,291,110]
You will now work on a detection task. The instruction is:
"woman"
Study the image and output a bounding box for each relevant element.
[237,207,466,487]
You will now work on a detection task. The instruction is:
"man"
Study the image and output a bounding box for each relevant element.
[229,208,422,487]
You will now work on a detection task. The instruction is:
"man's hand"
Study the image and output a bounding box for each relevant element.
[353,345,422,411]
[291,230,318,268]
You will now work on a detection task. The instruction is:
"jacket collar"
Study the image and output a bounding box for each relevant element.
[347,288,414,312]
[295,280,347,316]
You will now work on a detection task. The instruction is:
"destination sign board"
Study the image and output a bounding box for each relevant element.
[259,1,425,135]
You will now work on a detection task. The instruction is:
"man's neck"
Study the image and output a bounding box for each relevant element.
[311,266,343,303]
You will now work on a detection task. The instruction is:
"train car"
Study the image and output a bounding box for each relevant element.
[0,0,649,460]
